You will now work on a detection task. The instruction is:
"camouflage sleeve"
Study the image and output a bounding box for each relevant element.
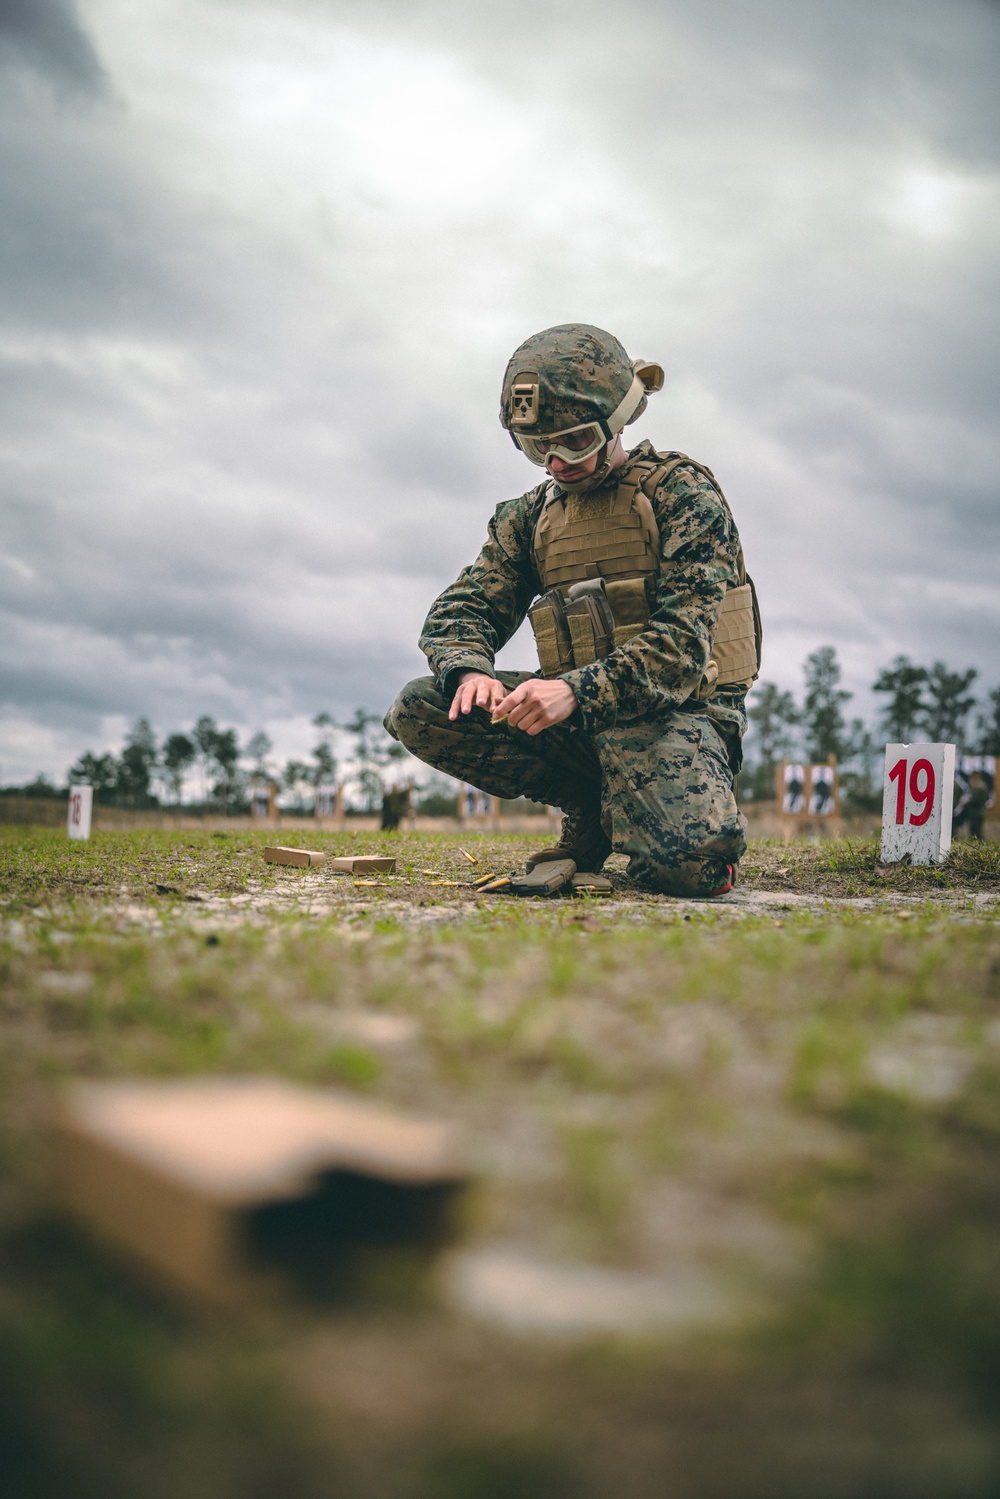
[419,487,545,698]
[561,466,742,732]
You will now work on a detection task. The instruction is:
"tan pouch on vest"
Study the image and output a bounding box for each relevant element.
[528,589,574,678]
[712,582,759,687]
[563,579,615,667]
[604,577,649,646]
[529,580,618,677]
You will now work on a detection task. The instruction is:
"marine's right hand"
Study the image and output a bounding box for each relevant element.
[449,672,507,721]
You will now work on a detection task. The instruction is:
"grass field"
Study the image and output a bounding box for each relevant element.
[2,825,1000,1498]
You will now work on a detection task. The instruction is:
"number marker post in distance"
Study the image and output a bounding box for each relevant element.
[67,784,93,841]
[880,743,955,865]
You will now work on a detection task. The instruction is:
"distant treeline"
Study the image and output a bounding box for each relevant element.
[742,648,1000,808]
[7,650,998,816]
[4,710,428,815]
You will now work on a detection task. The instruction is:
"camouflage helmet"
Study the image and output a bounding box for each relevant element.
[499,323,664,441]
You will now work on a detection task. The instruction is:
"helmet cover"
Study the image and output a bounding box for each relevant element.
[499,323,662,437]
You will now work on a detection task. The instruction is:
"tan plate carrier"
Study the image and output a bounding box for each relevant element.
[528,452,761,696]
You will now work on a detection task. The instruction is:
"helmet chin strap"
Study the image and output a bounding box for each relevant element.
[549,437,622,497]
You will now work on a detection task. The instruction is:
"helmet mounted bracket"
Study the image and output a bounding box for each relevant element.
[509,374,539,427]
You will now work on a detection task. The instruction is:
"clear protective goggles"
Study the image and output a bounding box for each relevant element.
[513,421,609,468]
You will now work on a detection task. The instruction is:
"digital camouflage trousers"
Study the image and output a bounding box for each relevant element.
[385,671,747,897]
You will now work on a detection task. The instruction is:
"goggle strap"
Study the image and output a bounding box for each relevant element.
[603,372,646,435]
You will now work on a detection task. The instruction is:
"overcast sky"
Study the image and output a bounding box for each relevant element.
[1,0,998,783]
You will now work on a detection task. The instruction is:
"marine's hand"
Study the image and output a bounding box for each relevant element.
[449,672,507,721]
[493,679,577,736]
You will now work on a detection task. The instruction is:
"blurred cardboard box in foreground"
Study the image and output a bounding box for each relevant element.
[263,846,326,867]
[53,1079,466,1304]
[328,856,396,873]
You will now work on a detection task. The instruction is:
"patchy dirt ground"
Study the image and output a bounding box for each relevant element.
[2,826,1000,1498]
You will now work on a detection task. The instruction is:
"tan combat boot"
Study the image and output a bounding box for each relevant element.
[525,805,612,873]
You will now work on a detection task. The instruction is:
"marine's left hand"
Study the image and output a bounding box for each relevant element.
[492,678,577,736]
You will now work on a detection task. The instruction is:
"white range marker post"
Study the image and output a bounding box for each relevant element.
[67,784,93,841]
[880,743,955,865]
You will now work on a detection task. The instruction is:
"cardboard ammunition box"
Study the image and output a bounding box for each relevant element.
[263,846,326,868]
[327,857,396,874]
[53,1079,465,1304]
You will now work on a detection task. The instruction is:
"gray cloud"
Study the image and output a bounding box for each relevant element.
[0,0,998,781]
[0,0,105,88]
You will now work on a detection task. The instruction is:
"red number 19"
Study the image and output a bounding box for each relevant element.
[888,757,936,826]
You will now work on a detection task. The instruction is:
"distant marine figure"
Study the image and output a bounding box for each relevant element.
[954,756,995,840]
[380,785,409,831]
[967,771,990,840]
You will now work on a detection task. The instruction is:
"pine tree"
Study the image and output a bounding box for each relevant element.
[211,729,241,809]
[748,683,800,764]
[746,682,799,797]
[311,713,337,788]
[872,656,928,741]
[802,647,851,762]
[193,715,220,803]
[245,732,273,778]
[67,750,118,803]
[162,733,195,804]
[922,662,978,746]
[192,716,241,808]
[341,709,387,812]
[976,686,1000,755]
[282,760,311,812]
[116,718,158,807]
